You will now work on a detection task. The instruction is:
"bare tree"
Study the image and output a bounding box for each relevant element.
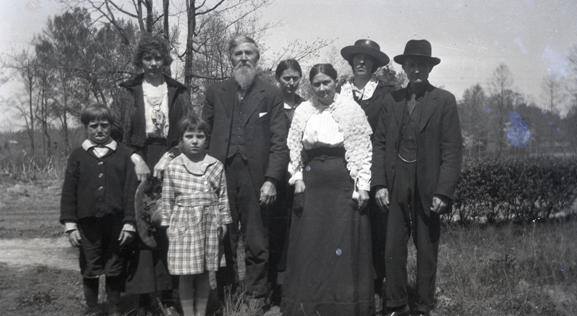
[8,51,38,155]
[488,63,514,157]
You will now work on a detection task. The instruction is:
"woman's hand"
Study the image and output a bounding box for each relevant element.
[118,230,135,247]
[131,154,150,182]
[153,152,174,179]
[294,180,306,194]
[356,189,370,211]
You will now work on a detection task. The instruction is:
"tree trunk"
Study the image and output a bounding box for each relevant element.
[145,0,154,33]
[163,0,170,39]
[27,68,35,156]
[184,0,196,96]
[163,0,172,77]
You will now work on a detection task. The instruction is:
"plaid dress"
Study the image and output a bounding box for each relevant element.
[160,154,232,275]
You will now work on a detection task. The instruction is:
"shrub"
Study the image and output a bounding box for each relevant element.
[451,156,577,223]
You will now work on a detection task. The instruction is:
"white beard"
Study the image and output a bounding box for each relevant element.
[233,63,257,90]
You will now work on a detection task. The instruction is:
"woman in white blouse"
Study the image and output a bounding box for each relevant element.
[112,35,191,314]
[282,64,374,315]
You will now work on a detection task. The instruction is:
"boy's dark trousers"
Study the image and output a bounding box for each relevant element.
[385,158,441,314]
[78,215,126,311]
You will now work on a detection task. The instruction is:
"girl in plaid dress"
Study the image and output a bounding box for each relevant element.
[159,116,232,316]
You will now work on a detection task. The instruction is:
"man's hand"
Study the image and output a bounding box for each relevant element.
[375,187,390,210]
[118,230,135,247]
[430,196,448,214]
[356,189,370,210]
[67,230,81,247]
[153,152,174,179]
[259,180,277,206]
[131,154,150,182]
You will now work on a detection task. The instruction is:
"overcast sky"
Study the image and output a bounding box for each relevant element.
[1,0,577,131]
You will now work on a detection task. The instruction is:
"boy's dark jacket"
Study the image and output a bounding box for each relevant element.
[60,143,137,224]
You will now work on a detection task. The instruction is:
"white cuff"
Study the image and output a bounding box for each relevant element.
[356,178,371,192]
[64,222,77,233]
[288,170,303,185]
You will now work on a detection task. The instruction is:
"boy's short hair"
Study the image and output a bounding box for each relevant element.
[177,115,210,139]
[80,104,114,126]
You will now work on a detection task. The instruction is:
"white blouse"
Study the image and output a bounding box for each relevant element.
[143,80,169,138]
[302,108,344,150]
[287,94,373,192]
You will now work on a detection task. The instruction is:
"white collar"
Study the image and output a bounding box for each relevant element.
[341,79,379,101]
[82,139,118,152]
[176,153,219,175]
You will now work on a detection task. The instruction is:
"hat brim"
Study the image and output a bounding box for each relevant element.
[393,54,441,66]
[341,46,390,68]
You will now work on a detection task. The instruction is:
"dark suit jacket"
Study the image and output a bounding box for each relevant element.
[203,77,289,191]
[113,74,191,151]
[372,83,463,214]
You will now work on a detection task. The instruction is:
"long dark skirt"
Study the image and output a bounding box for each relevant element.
[282,149,374,316]
[125,140,174,294]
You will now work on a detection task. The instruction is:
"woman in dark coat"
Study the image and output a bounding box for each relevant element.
[340,39,392,314]
[283,64,374,315]
[112,34,191,314]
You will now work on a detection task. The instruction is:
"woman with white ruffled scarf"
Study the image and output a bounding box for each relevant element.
[282,63,375,316]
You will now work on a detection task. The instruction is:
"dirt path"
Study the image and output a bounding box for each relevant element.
[0,237,78,271]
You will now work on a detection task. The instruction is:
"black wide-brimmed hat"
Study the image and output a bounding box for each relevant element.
[394,39,441,65]
[341,39,390,68]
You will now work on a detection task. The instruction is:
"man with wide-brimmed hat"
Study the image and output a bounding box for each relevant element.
[371,39,463,316]
[340,38,394,315]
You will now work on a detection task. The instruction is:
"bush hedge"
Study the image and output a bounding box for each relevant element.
[451,156,577,223]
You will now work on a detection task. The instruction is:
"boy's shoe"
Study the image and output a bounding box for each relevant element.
[384,305,410,316]
[83,305,102,316]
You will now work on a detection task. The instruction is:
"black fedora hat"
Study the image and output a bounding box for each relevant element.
[341,39,390,68]
[394,39,441,65]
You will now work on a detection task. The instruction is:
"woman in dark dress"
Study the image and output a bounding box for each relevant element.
[340,39,392,314]
[112,34,191,314]
[283,64,374,315]
[269,59,306,305]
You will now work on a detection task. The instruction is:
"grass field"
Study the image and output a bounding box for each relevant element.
[1,179,576,315]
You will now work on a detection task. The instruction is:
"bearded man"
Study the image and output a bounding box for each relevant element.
[202,35,289,304]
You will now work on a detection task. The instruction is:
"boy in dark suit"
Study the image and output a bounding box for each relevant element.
[60,104,137,315]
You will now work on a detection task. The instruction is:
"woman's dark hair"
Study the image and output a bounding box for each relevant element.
[309,63,338,82]
[176,115,210,140]
[133,34,173,68]
[275,59,302,80]
[80,104,114,126]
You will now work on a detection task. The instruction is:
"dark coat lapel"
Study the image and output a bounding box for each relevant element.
[418,84,440,132]
[391,88,406,126]
[241,78,266,125]
[221,79,238,119]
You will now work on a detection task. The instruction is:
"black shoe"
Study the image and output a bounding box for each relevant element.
[83,305,102,316]
[384,305,410,316]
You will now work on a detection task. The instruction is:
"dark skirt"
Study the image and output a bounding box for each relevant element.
[282,147,374,316]
[125,139,174,294]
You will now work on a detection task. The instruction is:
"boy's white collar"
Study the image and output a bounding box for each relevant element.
[81,139,118,152]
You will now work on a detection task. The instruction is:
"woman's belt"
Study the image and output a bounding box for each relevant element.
[305,146,345,161]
